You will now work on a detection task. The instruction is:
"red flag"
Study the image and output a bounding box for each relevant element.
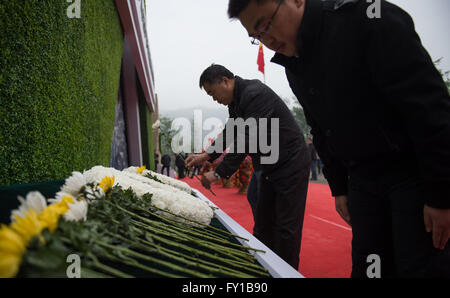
[257,44,265,74]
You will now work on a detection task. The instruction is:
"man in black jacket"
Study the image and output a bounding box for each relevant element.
[175,153,186,179]
[161,154,171,176]
[186,64,310,269]
[228,0,450,277]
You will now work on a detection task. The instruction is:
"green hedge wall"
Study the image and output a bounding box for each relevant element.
[0,1,124,185]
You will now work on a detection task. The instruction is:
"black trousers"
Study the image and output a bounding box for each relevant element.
[348,167,450,278]
[253,162,310,270]
[177,166,185,179]
[161,165,170,176]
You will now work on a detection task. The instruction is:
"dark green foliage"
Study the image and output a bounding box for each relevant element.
[144,172,163,184]
[434,58,450,93]
[0,1,124,185]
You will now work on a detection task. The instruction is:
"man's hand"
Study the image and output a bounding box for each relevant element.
[200,161,212,175]
[185,153,210,168]
[424,205,450,250]
[335,195,351,226]
[201,171,218,190]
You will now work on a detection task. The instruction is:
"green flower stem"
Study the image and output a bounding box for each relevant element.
[147,205,250,241]
[130,219,254,263]
[153,216,233,244]
[132,215,261,254]
[101,250,185,278]
[135,235,269,277]
[131,210,227,244]
[144,209,239,243]
[109,232,256,278]
[139,209,263,253]
[86,254,134,278]
[111,203,262,258]
[80,266,113,278]
[95,240,213,278]
[96,201,269,276]
[129,225,267,273]
[58,237,134,278]
[99,215,267,275]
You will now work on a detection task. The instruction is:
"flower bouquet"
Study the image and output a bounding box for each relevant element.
[0,166,269,278]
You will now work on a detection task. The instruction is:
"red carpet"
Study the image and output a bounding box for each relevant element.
[180,177,352,278]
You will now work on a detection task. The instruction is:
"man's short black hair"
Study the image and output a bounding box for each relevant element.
[228,0,281,19]
[199,64,235,89]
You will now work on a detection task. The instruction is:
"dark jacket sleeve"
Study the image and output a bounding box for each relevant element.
[214,86,270,179]
[206,118,232,162]
[303,108,348,197]
[365,2,450,208]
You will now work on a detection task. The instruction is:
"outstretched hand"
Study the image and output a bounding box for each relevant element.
[185,153,210,169]
[335,195,351,227]
[201,171,217,190]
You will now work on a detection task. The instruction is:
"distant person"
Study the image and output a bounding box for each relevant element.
[189,164,201,178]
[175,153,186,179]
[307,139,318,181]
[161,154,171,176]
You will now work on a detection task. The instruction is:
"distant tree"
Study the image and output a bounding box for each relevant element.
[434,58,450,93]
[159,116,178,156]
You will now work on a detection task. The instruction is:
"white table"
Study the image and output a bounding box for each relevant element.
[193,188,304,278]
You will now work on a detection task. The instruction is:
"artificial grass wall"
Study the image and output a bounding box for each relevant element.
[0,1,124,185]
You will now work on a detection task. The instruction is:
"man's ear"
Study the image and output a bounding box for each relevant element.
[292,0,305,9]
[222,76,230,87]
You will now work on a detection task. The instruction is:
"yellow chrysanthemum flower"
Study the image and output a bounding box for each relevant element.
[97,176,115,193]
[39,195,74,233]
[38,206,61,233]
[0,226,25,278]
[0,194,78,278]
[0,252,22,278]
[0,225,26,255]
[10,210,43,244]
[137,165,146,174]
[56,195,75,210]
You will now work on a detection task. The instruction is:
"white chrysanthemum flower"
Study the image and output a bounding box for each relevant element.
[61,171,86,196]
[63,200,88,222]
[83,185,104,202]
[48,191,73,204]
[10,191,47,221]
[82,166,214,226]
[124,166,192,194]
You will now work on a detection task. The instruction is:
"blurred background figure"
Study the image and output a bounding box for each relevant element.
[175,153,186,179]
[307,139,319,181]
[161,154,171,176]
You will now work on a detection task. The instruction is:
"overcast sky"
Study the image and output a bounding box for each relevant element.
[146,0,450,114]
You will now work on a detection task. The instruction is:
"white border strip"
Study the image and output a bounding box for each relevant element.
[193,188,304,278]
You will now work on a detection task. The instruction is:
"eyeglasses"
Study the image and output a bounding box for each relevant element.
[250,0,283,45]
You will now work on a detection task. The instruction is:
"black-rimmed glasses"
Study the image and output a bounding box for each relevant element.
[250,0,283,45]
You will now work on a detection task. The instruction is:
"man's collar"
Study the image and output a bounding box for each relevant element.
[271,0,325,67]
[231,75,243,108]
[232,76,243,100]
